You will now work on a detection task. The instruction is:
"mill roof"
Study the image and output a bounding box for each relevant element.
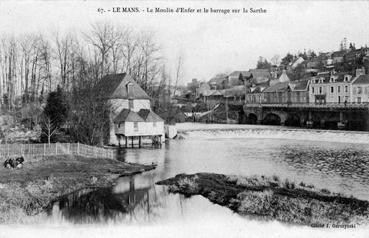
[138,109,164,122]
[113,109,145,123]
[95,73,151,100]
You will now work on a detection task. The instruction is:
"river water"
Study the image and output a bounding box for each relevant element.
[49,124,369,229]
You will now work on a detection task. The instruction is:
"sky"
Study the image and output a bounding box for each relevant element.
[1,0,369,84]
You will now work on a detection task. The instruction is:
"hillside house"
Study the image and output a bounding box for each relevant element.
[331,51,346,64]
[309,72,353,104]
[249,69,271,86]
[95,73,165,146]
[351,69,369,103]
[208,75,228,90]
[263,72,309,104]
[228,71,251,87]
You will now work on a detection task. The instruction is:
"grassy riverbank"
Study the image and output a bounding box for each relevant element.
[0,155,156,223]
[157,173,369,226]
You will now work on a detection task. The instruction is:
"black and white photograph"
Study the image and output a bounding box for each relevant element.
[1,0,369,237]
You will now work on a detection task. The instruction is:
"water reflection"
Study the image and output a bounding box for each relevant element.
[49,176,153,223]
[49,131,369,223]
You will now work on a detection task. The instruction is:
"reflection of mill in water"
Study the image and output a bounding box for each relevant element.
[50,176,161,223]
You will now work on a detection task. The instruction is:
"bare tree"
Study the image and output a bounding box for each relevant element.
[121,29,139,75]
[271,55,280,66]
[41,114,58,144]
[173,55,184,97]
[137,32,161,91]
[54,32,78,90]
[84,22,122,78]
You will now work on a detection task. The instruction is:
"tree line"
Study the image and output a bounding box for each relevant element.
[0,22,184,145]
[0,22,178,111]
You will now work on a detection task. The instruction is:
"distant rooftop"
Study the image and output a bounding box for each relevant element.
[352,75,369,85]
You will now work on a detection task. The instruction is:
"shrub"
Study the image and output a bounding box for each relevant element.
[272,175,280,182]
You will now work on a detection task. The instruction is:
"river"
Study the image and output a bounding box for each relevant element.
[44,124,369,237]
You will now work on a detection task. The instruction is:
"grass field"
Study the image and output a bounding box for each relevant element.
[0,155,155,223]
[157,173,369,226]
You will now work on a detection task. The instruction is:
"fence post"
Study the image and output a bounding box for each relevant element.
[77,142,80,155]
[55,143,57,155]
[44,144,46,156]
[20,144,23,156]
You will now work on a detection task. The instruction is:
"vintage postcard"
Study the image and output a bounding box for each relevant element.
[0,0,369,237]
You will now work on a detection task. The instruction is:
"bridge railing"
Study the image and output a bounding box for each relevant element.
[243,102,369,109]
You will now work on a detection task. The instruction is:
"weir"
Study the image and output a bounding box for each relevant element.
[181,126,369,144]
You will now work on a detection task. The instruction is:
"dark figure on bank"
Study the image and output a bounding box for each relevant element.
[3,156,25,169]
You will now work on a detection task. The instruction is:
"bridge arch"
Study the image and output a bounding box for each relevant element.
[285,113,301,127]
[262,113,281,125]
[262,110,288,126]
[247,113,258,124]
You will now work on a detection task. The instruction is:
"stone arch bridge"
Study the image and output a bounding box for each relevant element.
[238,103,369,130]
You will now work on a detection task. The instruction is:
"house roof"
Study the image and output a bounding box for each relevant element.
[290,79,309,91]
[223,85,246,97]
[208,75,227,85]
[138,109,164,122]
[228,71,252,78]
[313,72,352,84]
[209,90,223,96]
[249,69,271,84]
[352,75,369,84]
[250,86,264,93]
[332,51,346,58]
[345,49,364,59]
[263,82,290,93]
[113,109,145,123]
[278,71,290,83]
[95,73,151,100]
[291,57,305,69]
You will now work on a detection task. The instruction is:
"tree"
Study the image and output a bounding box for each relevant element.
[41,85,69,143]
[40,114,58,144]
[270,55,280,66]
[349,43,356,51]
[85,22,123,78]
[256,56,272,69]
[289,63,306,81]
[68,77,110,145]
[281,53,294,67]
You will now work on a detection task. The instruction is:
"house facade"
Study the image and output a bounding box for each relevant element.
[309,72,353,104]
[351,73,369,103]
[95,73,164,146]
[228,71,251,87]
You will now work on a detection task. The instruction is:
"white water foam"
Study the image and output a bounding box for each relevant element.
[177,123,369,144]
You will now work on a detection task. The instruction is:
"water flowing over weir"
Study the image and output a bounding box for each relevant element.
[48,123,369,225]
[177,123,369,144]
